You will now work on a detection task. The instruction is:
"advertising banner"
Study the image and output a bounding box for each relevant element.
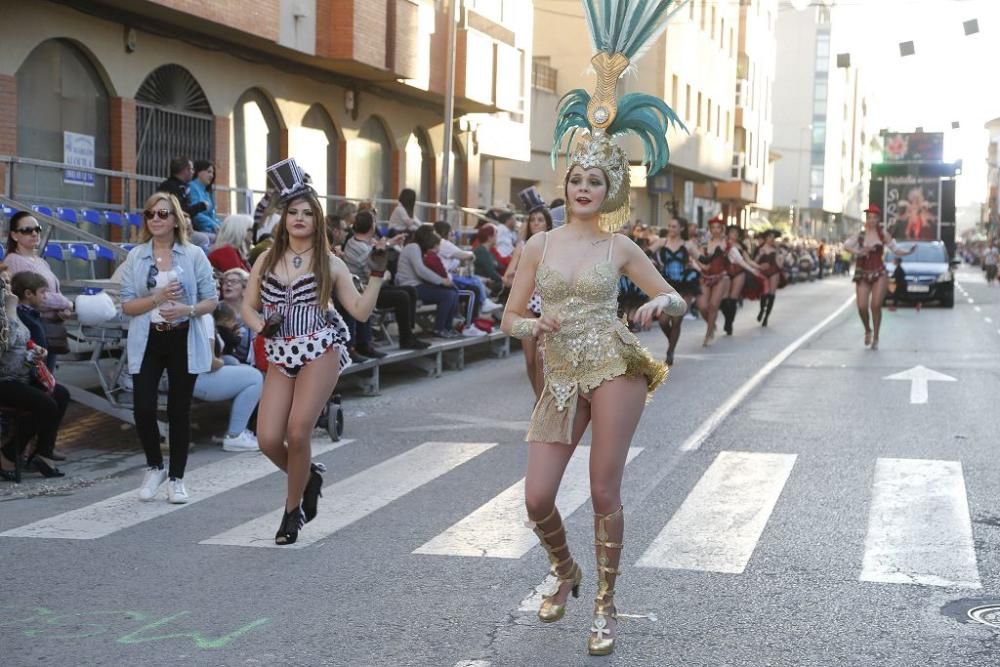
[63,131,95,186]
[882,132,944,163]
[884,176,940,240]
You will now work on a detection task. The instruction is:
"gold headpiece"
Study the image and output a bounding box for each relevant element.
[553,2,686,233]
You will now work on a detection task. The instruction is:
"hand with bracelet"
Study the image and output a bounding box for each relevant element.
[631,291,687,328]
[511,312,561,339]
[154,280,193,322]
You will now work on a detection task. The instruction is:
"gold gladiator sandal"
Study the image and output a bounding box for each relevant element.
[528,507,583,623]
[588,506,624,656]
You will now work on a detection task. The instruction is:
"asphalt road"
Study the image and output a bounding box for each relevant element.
[2,268,999,667]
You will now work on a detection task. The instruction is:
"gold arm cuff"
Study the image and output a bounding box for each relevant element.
[511,318,538,340]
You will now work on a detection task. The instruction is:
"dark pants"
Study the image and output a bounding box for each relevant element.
[378,285,418,339]
[415,284,459,332]
[0,381,69,457]
[132,326,197,479]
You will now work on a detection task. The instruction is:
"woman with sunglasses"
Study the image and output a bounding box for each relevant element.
[5,211,76,370]
[119,193,219,504]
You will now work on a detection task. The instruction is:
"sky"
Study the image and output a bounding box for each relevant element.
[827,0,1000,208]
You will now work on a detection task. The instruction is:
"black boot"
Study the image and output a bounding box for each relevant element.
[762,295,776,327]
[757,298,767,322]
[721,299,736,335]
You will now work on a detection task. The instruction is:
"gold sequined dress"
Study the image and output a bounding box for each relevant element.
[526,234,668,445]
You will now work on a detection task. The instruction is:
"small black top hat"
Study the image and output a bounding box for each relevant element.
[518,186,545,212]
[266,158,314,203]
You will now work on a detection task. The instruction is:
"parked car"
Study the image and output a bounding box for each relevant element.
[885,240,957,308]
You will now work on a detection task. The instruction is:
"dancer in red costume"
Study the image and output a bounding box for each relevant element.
[844,205,915,350]
[720,224,765,336]
[752,230,785,327]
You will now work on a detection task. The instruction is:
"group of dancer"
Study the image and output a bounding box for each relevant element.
[646,216,785,364]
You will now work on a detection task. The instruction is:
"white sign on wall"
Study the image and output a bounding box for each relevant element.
[63,131,95,186]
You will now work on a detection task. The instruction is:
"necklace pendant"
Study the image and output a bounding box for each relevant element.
[292,255,302,269]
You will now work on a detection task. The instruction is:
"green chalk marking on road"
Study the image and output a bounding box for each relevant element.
[0,606,271,649]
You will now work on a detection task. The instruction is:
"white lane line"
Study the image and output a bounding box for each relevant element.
[202,442,496,549]
[454,661,491,667]
[974,306,981,313]
[414,447,642,558]
[967,298,975,304]
[985,317,993,324]
[860,458,980,589]
[636,451,797,573]
[680,295,854,451]
[0,439,353,540]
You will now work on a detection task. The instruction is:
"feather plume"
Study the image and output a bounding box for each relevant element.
[581,0,680,66]
[551,89,592,168]
[607,93,686,175]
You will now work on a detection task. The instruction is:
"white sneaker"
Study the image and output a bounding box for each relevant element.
[167,479,189,504]
[222,430,260,452]
[461,326,487,337]
[137,466,167,501]
[481,299,503,315]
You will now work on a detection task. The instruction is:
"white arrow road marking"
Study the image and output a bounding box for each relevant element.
[883,365,957,405]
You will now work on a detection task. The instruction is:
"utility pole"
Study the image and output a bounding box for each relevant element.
[439,0,460,210]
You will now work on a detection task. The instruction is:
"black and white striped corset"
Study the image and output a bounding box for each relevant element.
[261,272,328,337]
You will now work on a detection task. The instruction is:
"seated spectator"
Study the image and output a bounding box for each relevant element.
[218,271,255,365]
[397,224,460,338]
[11,271,56,372]
[344,211,429,350]
[389,188,420,237]
[433,221,502,316]
[187,160,221,234]
[326,214,349,258]
[422,235,486,338]
[0,270,69,481]
[473,224,504,293]
[494,210,518,267]
[208,214,253,272]
[191,303,262,452]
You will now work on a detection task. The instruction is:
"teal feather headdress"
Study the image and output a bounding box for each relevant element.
[552,1,689,231]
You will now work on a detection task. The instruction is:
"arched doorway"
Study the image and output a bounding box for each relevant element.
[233,89,283,213]
[347,116,392,217]
[135,64,213,204]
[404,128,433,206]
[15,39,110,206]
[297,104,341,201]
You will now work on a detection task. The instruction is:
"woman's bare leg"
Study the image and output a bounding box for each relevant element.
[282,348,342,512]
[586,375,648,645]
[524,397,593,606]
[256,367,296,472]
[702,278,729,345]
[855,281,873,343]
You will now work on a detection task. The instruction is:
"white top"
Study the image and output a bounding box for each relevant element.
[389,204,420,232]
[984,247,999,267]
[437,238,472,274]
[495,225,518,258]
[149,269,178,324]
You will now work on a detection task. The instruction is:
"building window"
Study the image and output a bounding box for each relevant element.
[810,167,824,188]
[672,75,679,108]
[707,97,712,133]
[700,0,706,30]
[347,116,392,214]
[711,7,716,38]
[404,129,434,204]
[685,84,692,122]
[697,91,703,128]
[299,104,341,199]
[716,105,721,138]
[726,111,731,142]
[233,89,283,212]
[720,18,725,48]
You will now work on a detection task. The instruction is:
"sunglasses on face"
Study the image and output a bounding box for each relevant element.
[15,226,42,234]
[143,209,172,221]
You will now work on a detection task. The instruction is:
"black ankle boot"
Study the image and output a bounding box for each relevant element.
[302,463,324,523]
[275,505,306,545]
[722,299,735,335]
[757,298,766,322]
[762,295,775,327]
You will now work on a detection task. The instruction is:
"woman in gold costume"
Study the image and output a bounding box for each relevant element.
[501,3,688,654]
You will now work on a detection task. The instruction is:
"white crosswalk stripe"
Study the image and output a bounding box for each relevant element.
[0,439,353,540]
[859,458,980,589]
[414,447,643,558]
[201,441,497,549]
[636,451,797,573]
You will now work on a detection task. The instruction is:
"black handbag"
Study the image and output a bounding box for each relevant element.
[42,320,70,355]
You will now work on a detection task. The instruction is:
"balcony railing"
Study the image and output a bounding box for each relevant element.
[532,60,558,93]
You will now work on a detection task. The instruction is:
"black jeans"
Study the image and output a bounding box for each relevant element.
[0,381,70,457]
[132,326,197,479]
[378,285,418,339]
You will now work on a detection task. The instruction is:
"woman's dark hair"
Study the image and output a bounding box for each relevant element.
[413,223,440,253]
[7,211,37,255]
[524,206,553,242]
[398,188,417,218]
[353,210,375,235]
[193,159,215,192]
[549,198,565,209]
[433,221,452,239]
[676,217,691,241]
